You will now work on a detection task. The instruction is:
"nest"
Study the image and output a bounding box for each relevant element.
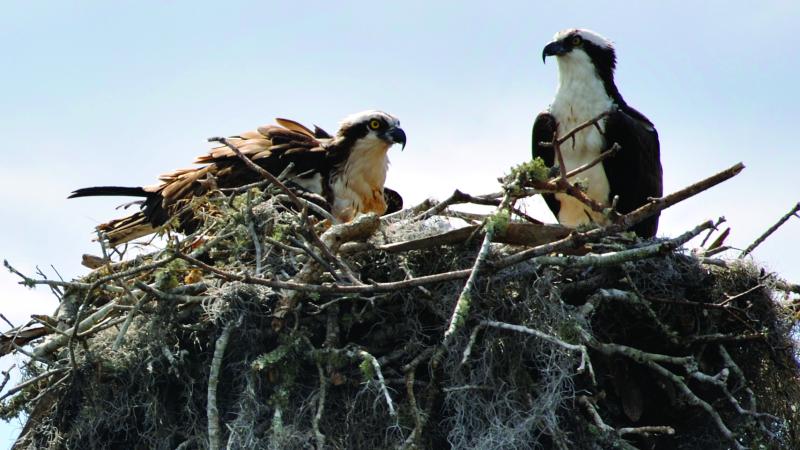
[2,137,799,449]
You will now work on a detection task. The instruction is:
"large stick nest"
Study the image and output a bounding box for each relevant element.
[3,168,800,450]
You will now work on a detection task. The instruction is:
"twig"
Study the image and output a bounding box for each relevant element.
[589,337,744,449]
[312,360,328,450]
[740,201,800,257]
[272,213,380,324]
[0,367,68,401]
[289,236,343,282]
[112,291,150,350]
[686,333,765,344]
[538,108,617,148]
[323,305,340,349]
[0,314,15,329]
[363,222,569,255]
[263,235,304,253]
[482,320,595,383]
[0,364,15,394]
[358,350,396,416]
[578,395,615,436]
[719,284,764,306]
[207,317,238,450]
[590,288,679,345]
[700,216,727,247]
[77,314,128,338]
[563,143,621,180]
[3,260,36,287]
[402,347,435,373]
[704,245,731,258]
[460,323,485,365]
[435,192,515,368]
[245,190,264,275]
[499,163,744,268]
[617,426,675,437]
[509,221,712,270]
[441,226,496,343]
[412,190,473,221]
[275,194,337,224]
[401,368,423,449]
[33,300,120,358]
[208,136,307,212]
[134,281,208,304]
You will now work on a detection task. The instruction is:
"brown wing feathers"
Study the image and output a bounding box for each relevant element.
[71,121,330,245]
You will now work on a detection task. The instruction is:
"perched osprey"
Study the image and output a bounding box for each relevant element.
[532,29,662,237]
[69,110,407,245]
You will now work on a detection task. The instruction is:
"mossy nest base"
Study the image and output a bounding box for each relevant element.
[5,192,800,450]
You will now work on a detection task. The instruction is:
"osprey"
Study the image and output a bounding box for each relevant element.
[532,29,663,237]
[69,110,407,245]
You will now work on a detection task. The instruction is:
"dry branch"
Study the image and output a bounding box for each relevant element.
[208,318,237,450]
[740,201,800,257]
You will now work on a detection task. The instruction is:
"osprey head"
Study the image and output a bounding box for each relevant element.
[542,29,616,73]
[337,110,406,150]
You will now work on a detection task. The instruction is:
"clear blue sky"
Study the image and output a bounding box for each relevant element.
[1,1,799,446]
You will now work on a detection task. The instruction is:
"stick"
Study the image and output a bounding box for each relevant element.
[208,136,307,212]
[208,318,237,450]
[482,320,595,383]
[740,201,800,257]
[499,163,744,269]
[112,291,150,350]
[245,190,264,275]
[358,350,396,416]
[564,143,621,180]
[312,360,328,450]
[0,367,67,402]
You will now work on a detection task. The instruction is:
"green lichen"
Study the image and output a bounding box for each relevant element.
[153,259,188,291]
[253,334,306,372]
[252,345,291,371]
[271,222,291,242]
[451,292,472,330]
[485,210,510,237]
[359,356,375,381]
[506,157,550,185]
[557,320,583,345]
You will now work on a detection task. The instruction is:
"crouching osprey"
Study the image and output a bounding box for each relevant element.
[532,29,663,237]
[69,110,406,245]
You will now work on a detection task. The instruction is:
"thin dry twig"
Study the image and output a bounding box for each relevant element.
[111,291,150,350]
[740,201,800,257]
[357,350,396,417]
[208,316,238,450]
[313,359,328,450]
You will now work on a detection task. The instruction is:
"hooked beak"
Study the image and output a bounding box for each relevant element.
[386,127,407,150]
[542,41,567,63]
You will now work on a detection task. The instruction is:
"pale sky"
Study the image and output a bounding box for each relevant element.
[1,1,799,446]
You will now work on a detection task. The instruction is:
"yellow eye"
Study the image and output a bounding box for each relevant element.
[369,119,381,130]
[572,36,582,46]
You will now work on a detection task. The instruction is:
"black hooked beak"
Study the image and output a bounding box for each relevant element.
[386,127,407,150]
[542,41,567,63]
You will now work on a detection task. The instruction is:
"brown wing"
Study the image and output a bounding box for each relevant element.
[531,112,560,219]
[275,118,316,138]
[383,187,404,214]
[74,120,332,245]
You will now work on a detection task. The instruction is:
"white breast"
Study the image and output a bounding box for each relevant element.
[549,51,614,227]
[329,136,390,223]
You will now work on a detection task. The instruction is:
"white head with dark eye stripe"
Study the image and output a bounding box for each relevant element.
[336,110,406,151]
[542,29,620,99]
